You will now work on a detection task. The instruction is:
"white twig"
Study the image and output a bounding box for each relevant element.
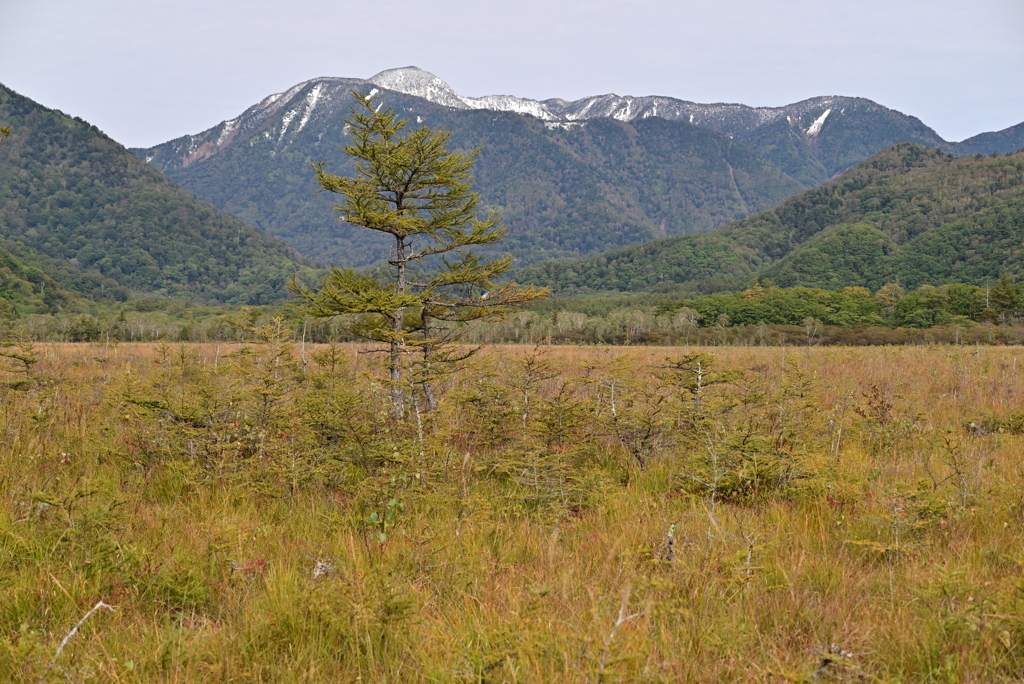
[38,600,115,682]
[596,584,644,679]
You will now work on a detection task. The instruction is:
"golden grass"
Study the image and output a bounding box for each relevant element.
[3,341,1024,682]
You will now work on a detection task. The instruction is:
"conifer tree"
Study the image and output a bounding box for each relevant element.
[293,93,547,417]
[990,274,1018,317]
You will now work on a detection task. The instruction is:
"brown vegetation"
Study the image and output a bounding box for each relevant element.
[3,339,1024,682]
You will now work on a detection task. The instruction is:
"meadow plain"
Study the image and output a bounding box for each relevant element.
[3,338,1024,682]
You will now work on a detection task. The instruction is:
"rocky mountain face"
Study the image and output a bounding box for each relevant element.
[133,67,1024,269]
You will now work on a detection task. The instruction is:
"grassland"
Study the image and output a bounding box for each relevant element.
[3,338,1024,682]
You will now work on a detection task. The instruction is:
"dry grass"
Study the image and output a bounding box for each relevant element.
[3,341,1024,682]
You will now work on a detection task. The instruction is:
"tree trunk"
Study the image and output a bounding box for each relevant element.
[422,382,438,412]
[421,313,439,411]
[390,236,407,419]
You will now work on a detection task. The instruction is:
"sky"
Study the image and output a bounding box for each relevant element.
[2,0,1022,148]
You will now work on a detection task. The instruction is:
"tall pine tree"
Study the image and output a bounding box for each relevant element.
[294,93,546,417]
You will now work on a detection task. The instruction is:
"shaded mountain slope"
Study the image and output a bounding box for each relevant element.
[518,145,1024,293]
[958,122,1024,157]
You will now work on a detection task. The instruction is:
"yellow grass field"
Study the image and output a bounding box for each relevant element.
[3,339,1024,682]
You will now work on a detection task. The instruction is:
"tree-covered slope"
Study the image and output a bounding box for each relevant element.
[454,113,807,262]
[0,243,76,318]
[757,223,897,290]
[518,145,1024,293]
[133,82,807,267]
[0,84,312,304]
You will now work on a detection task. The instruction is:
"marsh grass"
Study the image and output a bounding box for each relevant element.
[2,342,1024,681]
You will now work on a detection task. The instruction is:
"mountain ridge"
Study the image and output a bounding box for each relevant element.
[132,66,1024,178]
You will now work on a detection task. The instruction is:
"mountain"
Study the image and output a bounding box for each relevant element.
[958,122,1024,157]
[367,68,1024,185]
[517,144,1024,293]
[133,67,1024,271]
[133,78,806,267]
[541,92,951,186]
[0,84,312,305]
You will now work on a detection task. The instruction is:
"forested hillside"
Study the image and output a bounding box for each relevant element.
[518,145,1024,293]
[0,84,313,304]
[0,243,76,317]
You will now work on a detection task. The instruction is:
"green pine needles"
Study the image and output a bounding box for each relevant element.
[293,93,547,417]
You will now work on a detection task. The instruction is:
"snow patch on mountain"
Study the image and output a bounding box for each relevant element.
[463,94,556,120]
[544,121,585,131]
[220,78,366,139]
[806,109,832,137]
[216,118,238,146]
[297,83,324,132]
[279,109,298,141]
[612,100,634,121]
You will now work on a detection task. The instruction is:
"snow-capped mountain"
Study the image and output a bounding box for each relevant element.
[550,93,882,137]
[367,67,470,111]
[364,67,935,145]
[131,66,1023,269]
[363,67,1020,158]
[366,67,844,133]
[142,65,1018,177]
[365,68,885,136]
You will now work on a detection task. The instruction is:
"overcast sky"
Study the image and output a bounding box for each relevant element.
[2,0,1022,148]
